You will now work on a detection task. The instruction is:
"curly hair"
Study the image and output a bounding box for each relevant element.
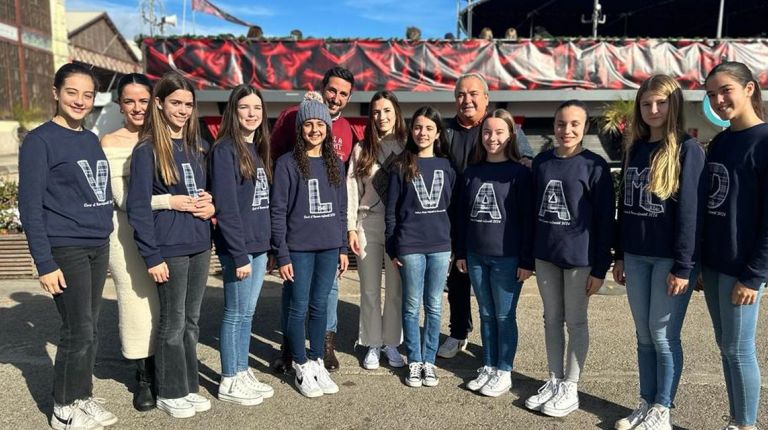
[292,127,342,187]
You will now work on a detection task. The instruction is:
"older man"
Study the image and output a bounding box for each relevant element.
[438,73,533,359]
[270,66,360,373]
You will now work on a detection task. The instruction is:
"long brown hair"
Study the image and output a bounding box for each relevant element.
[214,85,272,182]
[139,72,203,186]
[354,91,407,178]
[471,109,521,164]
[396,106,449,183]
[626,75,685,200]
[293,124,342,187]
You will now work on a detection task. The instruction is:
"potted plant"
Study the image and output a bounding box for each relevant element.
[12,105,45,142]
[596,99,634,161]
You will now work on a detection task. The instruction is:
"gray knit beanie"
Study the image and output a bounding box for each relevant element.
[296,91,332,130]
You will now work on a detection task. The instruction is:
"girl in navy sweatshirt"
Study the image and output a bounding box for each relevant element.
[701,61,766,430]
[525,100,614,417]
[385,106,456,388]
[271,94,349,398]
[210,85,275,405]
[454,109,533,397]
[19,63,117,430]
[126,72,215,419]
[612,75,706,430]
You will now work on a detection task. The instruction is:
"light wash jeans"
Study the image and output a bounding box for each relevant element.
[218,252,268,377]
[399,251,451,365]
[702,266,764,426]
[624,253,695,408]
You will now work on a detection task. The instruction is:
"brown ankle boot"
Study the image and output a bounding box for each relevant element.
[324,331,339,372]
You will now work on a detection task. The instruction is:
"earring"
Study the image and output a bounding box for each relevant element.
[119,109,124,114]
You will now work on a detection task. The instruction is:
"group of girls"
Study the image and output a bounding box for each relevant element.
[18,59,764,430]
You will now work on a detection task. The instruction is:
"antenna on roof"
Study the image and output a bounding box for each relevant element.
[581,0,607,38]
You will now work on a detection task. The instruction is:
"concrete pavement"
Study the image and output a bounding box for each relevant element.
[0,272,765,429]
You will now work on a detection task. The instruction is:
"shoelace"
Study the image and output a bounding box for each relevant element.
[80,397,108,417]
[550,382,570,405]
[537,377,558,398]
[409,364,421,379]
[423,365,437,379]
[626,401,647,423]
[642,408,665,429]
[485,373,501,388]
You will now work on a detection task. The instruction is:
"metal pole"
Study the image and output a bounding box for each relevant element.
[716,0,725,38]
[182,0,187,34]
[467,0,473,39]
[592,0,599,38]
[456,0,460,38]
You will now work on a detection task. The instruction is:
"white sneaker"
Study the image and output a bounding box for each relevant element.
[467,366,495,391]
[636,404,671,430]
[525,374,560,411]
[405,362,423,387]
[293,361,323,398]
[312,359,339,394]
[51,401,103,430]
[615,398,649,430]
[541,381,579,417]
[437,337,468,358]
[422,363,440,387]
[720,417,739,430]
[363,346,381,370]
[218,375,263,406]
[240,369,274,399]
[156,397,195,419]
[79,398,117,426]
[480,370,512,397]
[383,345,405,368]
[184,393,211,412]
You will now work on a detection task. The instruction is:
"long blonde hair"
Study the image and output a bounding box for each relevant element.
[139,72,203,186]
[626,75,685,200]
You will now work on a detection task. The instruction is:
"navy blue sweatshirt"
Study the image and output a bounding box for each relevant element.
[210,138,271,267]
[532,149,615,279]
[270,153,348,267]
[127,139,211,268]
[18,121,114,275]
[616,137,706,279]
[455,160,534,270]
[385,156,456,259]
[703,123,768,290]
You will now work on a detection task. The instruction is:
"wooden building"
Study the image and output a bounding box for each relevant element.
[67,11,140,92]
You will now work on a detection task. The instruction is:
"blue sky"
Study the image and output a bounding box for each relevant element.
[67,0,461,41]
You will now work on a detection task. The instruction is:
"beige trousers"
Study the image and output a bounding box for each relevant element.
[356,212,402,347]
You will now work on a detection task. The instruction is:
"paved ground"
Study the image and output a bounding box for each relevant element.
[0,272,765,430]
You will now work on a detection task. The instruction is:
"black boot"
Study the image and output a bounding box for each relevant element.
[133,357,156,412]
[324,331,339,372]
[270,341,293,374]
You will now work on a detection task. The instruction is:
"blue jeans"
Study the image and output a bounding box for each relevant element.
[280,275,338,351]
[218,252,268,377]
[399,251,451,365]
[623,253,695,408]
[466,253,522,372]
[285,249,339,365]
[702,266,764,426]
[326,278,338,333]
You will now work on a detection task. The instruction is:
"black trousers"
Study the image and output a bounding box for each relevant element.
[51,243,109,405]
[446,263,473,339]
